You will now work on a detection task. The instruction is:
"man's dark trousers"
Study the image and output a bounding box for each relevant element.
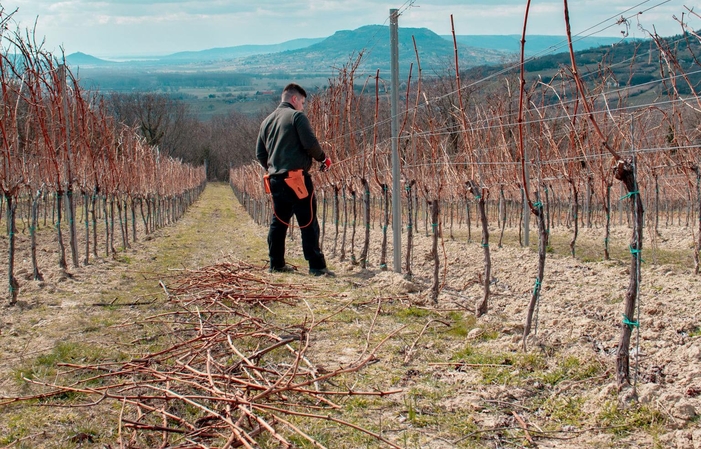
[268,173,326,270]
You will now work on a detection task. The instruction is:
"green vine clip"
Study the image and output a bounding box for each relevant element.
[533,277,542,296]
[629,246,644,262]
[622,314,640,329]
[620,190,639,201]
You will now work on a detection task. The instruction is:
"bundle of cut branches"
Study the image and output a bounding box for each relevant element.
[2,260,402,448]
[163,261,306,309]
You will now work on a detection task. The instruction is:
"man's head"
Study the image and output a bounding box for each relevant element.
[282,83,307,111]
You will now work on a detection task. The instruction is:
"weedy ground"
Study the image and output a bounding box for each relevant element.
[0,182,699,448]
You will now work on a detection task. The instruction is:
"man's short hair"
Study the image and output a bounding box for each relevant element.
[283,83,307,99]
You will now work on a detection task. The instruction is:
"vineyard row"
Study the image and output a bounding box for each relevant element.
[1,10,207,304]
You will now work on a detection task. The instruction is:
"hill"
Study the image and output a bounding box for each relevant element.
[66,33,628,70]
[64,28,642,77]
[65,51,116,66]
[66,26,515,75]
[233,25,512,74]
[459,32,700,102]
[161,38,326,62]
[448,34,626,56]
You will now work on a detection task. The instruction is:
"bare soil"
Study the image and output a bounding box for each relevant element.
[1,183,700,448]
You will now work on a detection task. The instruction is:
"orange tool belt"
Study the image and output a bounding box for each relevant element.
[283,169,309,199]
[263,170,314,228]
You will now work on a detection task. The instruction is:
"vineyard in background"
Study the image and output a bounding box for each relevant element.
[230,9,701,389]
[0,10,207,305]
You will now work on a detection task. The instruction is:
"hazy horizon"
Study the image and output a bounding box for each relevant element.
[5,0,693,59]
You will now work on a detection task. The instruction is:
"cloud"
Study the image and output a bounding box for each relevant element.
[5,0,692,57]
[399,0,683,37]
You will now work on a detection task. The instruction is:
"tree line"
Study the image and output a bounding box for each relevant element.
[103,91,264,181]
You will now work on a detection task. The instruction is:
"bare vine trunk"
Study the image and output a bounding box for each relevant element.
[6,195,20,304]
[604,184,612,260]
[586,176,593,229]
[569,182,579,257]
[544,185,552,234]
[405,180,416,277]
[523,205,548,349]
[82,191,89,265]
[379,185,389,271]
[449,202,454,240]
[465,199,472,243]
[145,197,152,233]
[340,185,348,261]
[615,161,644,388]
[91,190,98,258]
[31,189,44,281]
[518,188,524,246]
[109,196,116,255]
[56,191,68,270]
[498,187,506,248]
[103,195,110,257]
[332,185,340,257]
[350,188,357,264]
[116,197,124,250]
[131,198,137,243]
[424,198,429,236]
[430,199,440,303]
[654,173,660,236]
[475,191,491,317]
[414,189,419,238]
[67,188,79,268]
[122,198,130,248]
[359,179,371,269]
[139,197,148,237]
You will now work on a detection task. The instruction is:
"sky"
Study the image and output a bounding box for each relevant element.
[2,0,695,58]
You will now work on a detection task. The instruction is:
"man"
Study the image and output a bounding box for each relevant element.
[256,83,334,276]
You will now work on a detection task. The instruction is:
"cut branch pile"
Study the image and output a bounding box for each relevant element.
[163,261,306,310]
[2,261,401,448]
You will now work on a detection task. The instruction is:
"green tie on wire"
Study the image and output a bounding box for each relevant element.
[622,314,639,329]
[629,246,644,263]
[620,190,639,201]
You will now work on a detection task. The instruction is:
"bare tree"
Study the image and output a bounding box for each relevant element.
[106,92,190,156]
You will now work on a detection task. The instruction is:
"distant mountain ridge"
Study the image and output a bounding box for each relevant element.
[447,34,625,56]
[66,51,116,65]
[162,38,326,61]
[65,27,631,75]
[233,25,513,74]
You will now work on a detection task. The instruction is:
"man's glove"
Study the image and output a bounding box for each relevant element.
[320,157,332,172]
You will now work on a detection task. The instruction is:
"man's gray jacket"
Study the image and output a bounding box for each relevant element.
[256,102,326,175]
